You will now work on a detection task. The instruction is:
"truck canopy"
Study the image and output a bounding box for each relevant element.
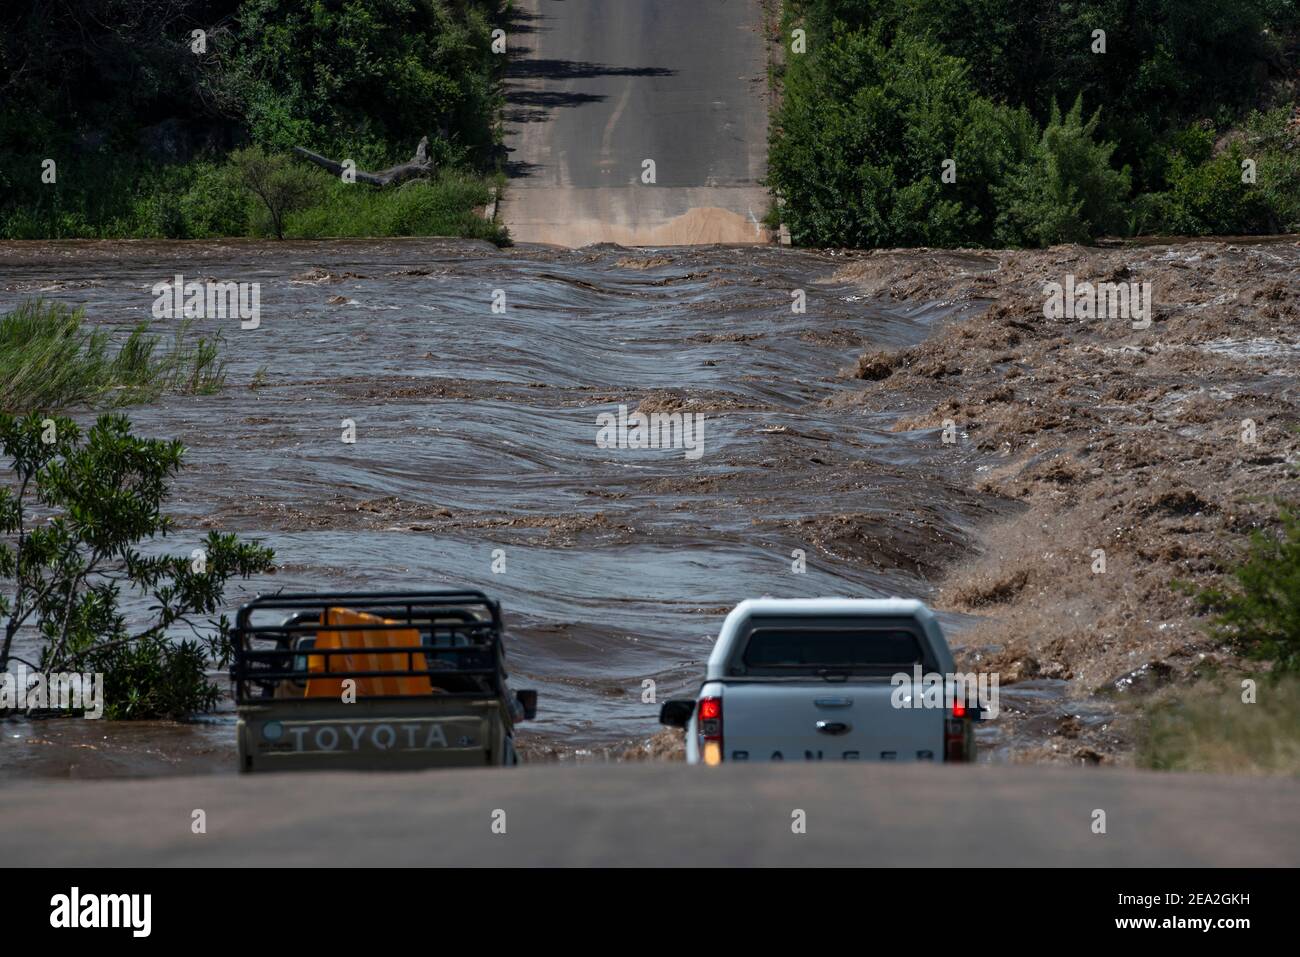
[705,598,954,681]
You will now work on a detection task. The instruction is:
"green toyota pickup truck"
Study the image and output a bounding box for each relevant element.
[230,590,537,772]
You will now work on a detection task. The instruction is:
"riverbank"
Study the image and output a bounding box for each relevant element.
[835,238,1300,765]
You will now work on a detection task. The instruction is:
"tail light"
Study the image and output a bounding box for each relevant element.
[698,695,723,766]
[945,702,975,762]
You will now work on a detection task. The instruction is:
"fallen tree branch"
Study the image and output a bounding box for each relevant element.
[292,136,433,187]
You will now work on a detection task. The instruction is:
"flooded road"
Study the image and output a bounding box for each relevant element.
[0,238,1011,768]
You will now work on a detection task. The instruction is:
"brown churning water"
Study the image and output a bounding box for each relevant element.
[0,238,997,764]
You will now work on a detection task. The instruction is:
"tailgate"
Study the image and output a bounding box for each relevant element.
[239,702,502,772]
[719,682,944,762]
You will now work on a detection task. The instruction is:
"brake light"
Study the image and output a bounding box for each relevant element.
[945,703,973,762]
[698,695,723,765]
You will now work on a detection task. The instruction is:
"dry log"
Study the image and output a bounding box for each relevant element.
[292,136,433,186]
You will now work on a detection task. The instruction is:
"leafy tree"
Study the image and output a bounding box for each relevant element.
[1243,107,1300,233]
[0,413,274,718]
[994,96,1131,246]
[0,1,504,239]
[230,145,314,239]
[785,0,1296,193]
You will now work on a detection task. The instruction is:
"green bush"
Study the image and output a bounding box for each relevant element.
[1188,506,1300,674]
[179,161,252,238]
[1144,142,1274,236]
[95,632,231,719]
[0,152,155,239]
[0,149,500,241]
[1244,107,1300,233]
[0,413,275,719]
[770,26,1032,247]
[994,96,1131,246]
[133,189,188,240]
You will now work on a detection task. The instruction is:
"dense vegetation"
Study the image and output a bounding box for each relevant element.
[771,0,1300,247]
[0,0,505,241]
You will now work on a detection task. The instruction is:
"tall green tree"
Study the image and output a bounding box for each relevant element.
[994,96,1131,247]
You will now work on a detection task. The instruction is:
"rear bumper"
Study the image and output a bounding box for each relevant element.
[236,704,508,772]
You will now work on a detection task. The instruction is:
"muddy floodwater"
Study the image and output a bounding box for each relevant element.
[1,238,1030,773]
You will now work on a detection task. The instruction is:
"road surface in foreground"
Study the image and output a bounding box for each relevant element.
[5,762,1296,866]
[500,0,772,245]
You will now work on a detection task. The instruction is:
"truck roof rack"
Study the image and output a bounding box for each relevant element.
[231,590,508,705]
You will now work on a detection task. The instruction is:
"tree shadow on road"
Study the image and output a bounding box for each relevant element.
[507,59,676,81]
[502,156,543,178]
[504,5,549,35]
[504,90,608,125]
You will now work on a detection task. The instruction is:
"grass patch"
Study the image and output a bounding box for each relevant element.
[0,300,225,412]
[1137,676,1300,775]
[283,170,506,243]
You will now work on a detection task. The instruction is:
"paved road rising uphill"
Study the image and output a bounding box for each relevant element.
[500,0,772,246]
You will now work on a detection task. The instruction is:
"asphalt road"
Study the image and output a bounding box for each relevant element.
[499,0,773,245]
[5,762,1297,866]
